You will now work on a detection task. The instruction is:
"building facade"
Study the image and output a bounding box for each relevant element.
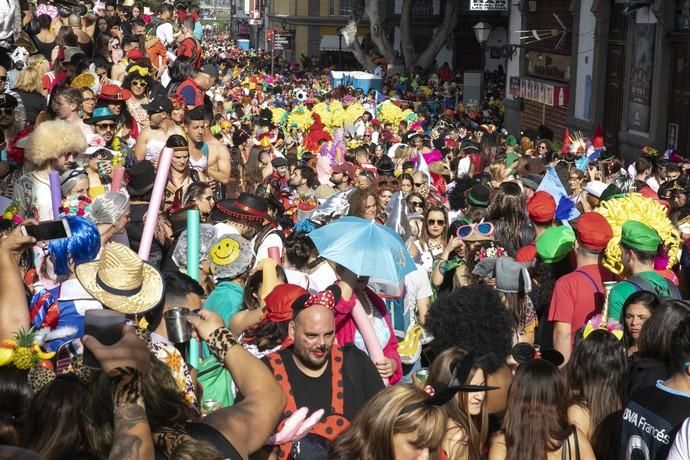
[504,0,690,164]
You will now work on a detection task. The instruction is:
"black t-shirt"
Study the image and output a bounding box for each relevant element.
[620,381,690,459]
[267,345,384,421]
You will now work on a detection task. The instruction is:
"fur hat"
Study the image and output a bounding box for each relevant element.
[25,120,87,166]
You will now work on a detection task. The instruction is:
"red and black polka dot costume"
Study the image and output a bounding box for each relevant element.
[265,345,350,460]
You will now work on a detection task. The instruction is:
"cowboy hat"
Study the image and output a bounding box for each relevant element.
[75,242,164,314]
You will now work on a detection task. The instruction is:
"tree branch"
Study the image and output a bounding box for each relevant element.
[415,0,459,72]
[366,0,395,64]
[350,36,377,71]
[400,0,416,73]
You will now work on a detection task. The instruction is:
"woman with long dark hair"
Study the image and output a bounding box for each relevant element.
[566,329,627,457]
[122,64,153,133]
[428,347,491,460]
[486,181,535,256]
[164,134,206,210]
[182,181,215,222]
[629,300,690,395]
[620,290,659,357]
[489,360,595,460]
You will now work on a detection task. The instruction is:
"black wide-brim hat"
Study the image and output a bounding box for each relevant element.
[126,160,155,196]
[210,193,273,225]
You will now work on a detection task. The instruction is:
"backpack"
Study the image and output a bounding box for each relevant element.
[623,274,682,302]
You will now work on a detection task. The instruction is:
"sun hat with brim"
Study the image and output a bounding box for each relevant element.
[620,221,661,253]
[85,107,118,125]
[75,242,164,314]
[98,84,132,102]
[208,234,254,280]
[536,225,576,263]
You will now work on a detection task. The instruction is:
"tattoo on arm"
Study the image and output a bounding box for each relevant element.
[114,403,147,431]
[109,434,143,460]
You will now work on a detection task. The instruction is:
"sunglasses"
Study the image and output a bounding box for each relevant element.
[409,201,423,208]
[0,108,13,115]
[131,80,147,88]
[456,222,495,239]
[427,219,445,226]
[413,182,424,187]
[95,123,116,131]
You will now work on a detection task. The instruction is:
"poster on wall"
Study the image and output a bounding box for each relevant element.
[627,23,656,133]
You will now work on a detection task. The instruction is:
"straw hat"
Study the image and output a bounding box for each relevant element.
[75,243,164,314]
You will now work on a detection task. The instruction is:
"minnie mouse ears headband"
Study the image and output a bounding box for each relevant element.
[511,342,564,368]
[401,350,499,415]
[292,285,342,318]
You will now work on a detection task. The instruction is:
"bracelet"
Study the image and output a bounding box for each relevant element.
[206,327,238,362]
[108,367,144,408]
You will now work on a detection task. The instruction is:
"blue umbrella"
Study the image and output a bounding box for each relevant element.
[308,216,416,282]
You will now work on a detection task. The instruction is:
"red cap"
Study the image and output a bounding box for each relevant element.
[527,191,556,223]
[574,212,613,251]
[263,284,309,323]
[127,49,145,61]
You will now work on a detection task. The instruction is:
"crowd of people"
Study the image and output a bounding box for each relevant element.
[0,1,689,459]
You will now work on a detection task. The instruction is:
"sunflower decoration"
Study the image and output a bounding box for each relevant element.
[596,193,680,275]
[271,107,288,128]
[377,100,404,126]
[288,105,313,132]
[343,102,366,126]
[330,108,346,129]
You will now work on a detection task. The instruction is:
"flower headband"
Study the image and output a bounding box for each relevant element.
[582,314,624,341]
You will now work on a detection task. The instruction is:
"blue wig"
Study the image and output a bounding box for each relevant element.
[48,216,101,277]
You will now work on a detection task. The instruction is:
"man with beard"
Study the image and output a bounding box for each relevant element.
[262,287,384,460]
[330,163,355,192]
[263,156,290,208]
[289,166,317,199]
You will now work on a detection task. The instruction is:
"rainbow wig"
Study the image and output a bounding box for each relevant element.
[48,216,101,277]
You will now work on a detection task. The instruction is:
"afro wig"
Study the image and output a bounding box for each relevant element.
[425,285,516,373]
[48,216,100,277]
[25,120,87,167]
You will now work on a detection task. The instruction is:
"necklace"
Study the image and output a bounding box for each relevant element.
[428,239,444,253]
